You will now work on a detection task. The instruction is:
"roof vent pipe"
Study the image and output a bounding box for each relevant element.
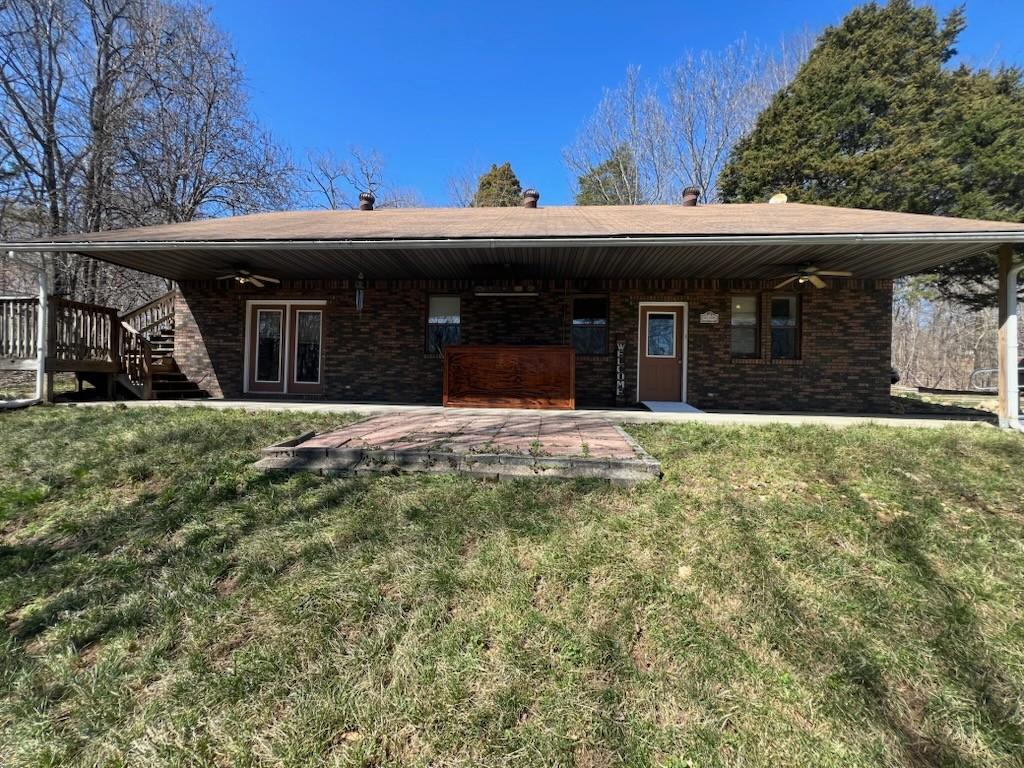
[681,186,701,207]
[522,189,540,208]
[358,191,375,211]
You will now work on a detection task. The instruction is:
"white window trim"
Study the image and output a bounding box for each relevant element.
[636,302,688,403]
[645,311,677,358]
[253,308,284,384]
[292,309,323,385]
[244,300,326,394]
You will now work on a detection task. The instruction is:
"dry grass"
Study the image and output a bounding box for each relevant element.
[1,406,1022,767]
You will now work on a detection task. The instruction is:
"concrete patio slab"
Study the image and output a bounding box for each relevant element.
[255,410,662,484]
[63,398,996,429]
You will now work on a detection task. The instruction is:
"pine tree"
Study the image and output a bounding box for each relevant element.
[574,145,638,205]
[718,0,1024,308]
[471,162,523,207]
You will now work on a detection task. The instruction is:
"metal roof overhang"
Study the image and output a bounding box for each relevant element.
[7,231,1024,282]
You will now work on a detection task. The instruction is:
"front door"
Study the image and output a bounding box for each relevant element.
[638,305,685,401]
[247,303,324,394]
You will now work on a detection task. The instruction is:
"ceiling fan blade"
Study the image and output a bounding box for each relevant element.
[251,274,280,284]
[808,274,827,289]
[216,274,237,281]
[248,277,265,288]
[814,270,854,277]
[775,276,799,289]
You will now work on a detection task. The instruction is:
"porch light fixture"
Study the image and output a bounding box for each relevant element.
[355,272,365,313]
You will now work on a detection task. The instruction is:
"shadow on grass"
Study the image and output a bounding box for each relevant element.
[730,502,1021,767]
[1,438,582,650]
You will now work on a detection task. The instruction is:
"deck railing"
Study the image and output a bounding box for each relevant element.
[1,294,155,399]
[0,297,39,361]
[121,289,175,337]
[49,297,120,369]
[118,321,153,399]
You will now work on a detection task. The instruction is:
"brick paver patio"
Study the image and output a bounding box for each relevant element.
[257,410,661,483]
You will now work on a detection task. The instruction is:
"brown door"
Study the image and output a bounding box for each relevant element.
[638,305,684,401]
[248,305,286,393]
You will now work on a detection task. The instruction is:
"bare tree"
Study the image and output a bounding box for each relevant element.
[0,0,296,307]
[446,158,487,207]
[664,35,812,202]
[304,146,421,209]
[563,66,672,205]
[565,33,813,204]
[891,277,1008,390]
[118,1,293,224]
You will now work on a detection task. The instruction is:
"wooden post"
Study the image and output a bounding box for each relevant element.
[997,244,1019,429]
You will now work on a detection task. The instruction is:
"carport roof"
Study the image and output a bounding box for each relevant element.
[5,202,1024,282]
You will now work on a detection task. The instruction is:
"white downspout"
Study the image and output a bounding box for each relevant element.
[1004,260,1024,431]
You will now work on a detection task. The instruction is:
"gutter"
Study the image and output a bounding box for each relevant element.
[4,231,1024,253]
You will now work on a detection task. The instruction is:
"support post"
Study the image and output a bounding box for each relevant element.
[997,244,1021,430]
[36,269,50,402]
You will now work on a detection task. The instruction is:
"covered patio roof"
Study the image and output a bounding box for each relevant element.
[5,202,1024,282]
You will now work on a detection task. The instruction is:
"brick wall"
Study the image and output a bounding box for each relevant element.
[175,277,892,412]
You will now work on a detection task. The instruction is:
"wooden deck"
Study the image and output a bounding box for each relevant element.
[0,291,175,400]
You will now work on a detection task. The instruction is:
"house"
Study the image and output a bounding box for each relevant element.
[3,193,1023,423]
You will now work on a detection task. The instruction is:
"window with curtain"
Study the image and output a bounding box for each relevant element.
[730,295,759,358]
[771,296,800,359]
[571,297,608,355]
[426,296,461,353]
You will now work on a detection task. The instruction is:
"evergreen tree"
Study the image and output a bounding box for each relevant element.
[718,0,1024,308]
[471,162,523,207]
[574,145,638,205]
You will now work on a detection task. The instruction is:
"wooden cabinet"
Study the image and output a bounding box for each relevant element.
[443,346,575,409]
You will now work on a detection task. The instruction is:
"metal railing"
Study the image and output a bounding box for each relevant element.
[969,366,1024,393]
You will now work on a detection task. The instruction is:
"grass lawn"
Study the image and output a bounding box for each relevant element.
[1,406,1023,767]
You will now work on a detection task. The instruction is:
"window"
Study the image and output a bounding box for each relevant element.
[730,295,759,358]
[255,309,283,382]
[646,312,676,357]
[571,297,608,355]
[294,310,322,383]
[771,296,800,359]
[426,296,460,353]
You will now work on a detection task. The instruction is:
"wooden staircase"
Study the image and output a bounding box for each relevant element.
[2,289,208,401]
[146,328,209,399]
[118,294,208,400]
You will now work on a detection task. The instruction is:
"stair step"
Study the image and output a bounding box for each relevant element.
[152,372,188,383]
[152,380,201,392]
[154,389,209,400]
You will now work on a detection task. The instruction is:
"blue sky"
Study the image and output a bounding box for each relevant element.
[209,1,1024,206]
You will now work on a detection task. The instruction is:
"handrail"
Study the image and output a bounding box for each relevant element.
[970,366,1024,393]
[121,290,175,337]
[118,320,153,399]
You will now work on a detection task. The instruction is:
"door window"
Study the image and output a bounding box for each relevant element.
[646,312,676,357]
[294,310,322,383]
[255,309,283,382]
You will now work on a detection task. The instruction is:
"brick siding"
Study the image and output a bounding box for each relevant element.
[174,277,892,412]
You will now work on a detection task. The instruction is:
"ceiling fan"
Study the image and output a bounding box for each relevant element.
[774,264,853,289]
[216,269,281,288]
